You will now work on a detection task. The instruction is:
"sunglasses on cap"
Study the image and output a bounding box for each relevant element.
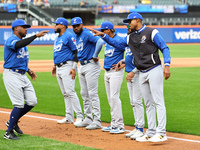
[101,29,108,32]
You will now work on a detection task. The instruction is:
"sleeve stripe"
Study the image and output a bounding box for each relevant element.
[127,35,130,45]
[151,29,158,42]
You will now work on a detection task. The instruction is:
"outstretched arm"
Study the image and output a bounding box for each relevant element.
[89,28,127,50]
[15,30,49,49]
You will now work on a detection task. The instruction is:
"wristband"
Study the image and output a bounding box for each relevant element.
[131,68,138,74]
[72,62,78,69]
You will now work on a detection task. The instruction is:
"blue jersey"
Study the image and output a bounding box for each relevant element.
[125,47,135,73]
[103,35,125,69]
[75,28,100,61]
[4,35,29,71]
[54,30,77,64]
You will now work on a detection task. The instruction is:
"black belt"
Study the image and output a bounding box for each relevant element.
[55,61,68,67]
[139,65,159,73]
[80,59,91,65]
[10,69,26,75]
[105,68,111,71]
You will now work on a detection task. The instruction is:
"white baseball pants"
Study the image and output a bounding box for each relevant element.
[78,60,101,126]
[104,69,124,129]
[139,65,166,137]
[56,61,84,123]
[3,69,37,108]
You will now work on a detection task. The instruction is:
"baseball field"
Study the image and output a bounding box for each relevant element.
[0,44,200,149]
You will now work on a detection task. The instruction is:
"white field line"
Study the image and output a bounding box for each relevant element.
[0,110,200,144]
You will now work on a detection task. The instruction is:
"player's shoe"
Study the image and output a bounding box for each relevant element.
[6,120,23,135]
[148,134,167,142]
[110,127,125,134]
[4,130,20,140]
[124,128,137,138]
[130,129,144,140]
[136,134,150,142]
[74,118,83,126]
[57,118,73,124]
[74,120,91,127]
[86,123,101,130]
[102,125,112,132]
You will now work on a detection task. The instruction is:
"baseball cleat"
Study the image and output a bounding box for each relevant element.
[74,118,83,126]
[130,130,144,140]
[148,134,167,142]
[74,120,90,127]
[136,134,150,142]
[6,120,23,135]
[102,125,112,132]
[125,128,137,138]
[4,130,20,140]
[86,123,101,130]
[110,127,125,134]
[57,118,73,124]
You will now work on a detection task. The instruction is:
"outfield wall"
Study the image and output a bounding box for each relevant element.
[0,25,200,45]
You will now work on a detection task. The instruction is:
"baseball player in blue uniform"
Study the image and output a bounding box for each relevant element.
[51,17,84,125]
[71,17,104,130]
[3,19,49,140]
[96,21,125,134]
[90,12,171,142]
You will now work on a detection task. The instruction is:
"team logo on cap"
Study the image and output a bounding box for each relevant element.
[73,19,77,23]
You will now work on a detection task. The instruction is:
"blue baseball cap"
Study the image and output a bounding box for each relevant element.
[12,19,31,28]
[52,17,68,26]
[71,17,83,26]
[123,12,143,23]
[99,21,114,30]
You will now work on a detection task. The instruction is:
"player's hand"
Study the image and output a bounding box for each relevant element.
[164,66,170,80]
[27,69,37,81]
[93,57,99,62]
[126,72,135,82]
[36,30,49,37]
[51,66,56,77]
[69,69,76,80]
[114,61,125,71]
[88,28,104,36]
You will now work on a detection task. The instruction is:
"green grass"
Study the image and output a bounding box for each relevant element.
[0,44,200,148]
[1,67,200,136]
[167,44,200,58]
[0,130,98,150]
[0,44,200,61]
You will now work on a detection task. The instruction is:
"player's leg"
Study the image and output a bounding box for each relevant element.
[109,69,125,134]
[132,72,144,128]
[129,72,145,139]
[125,78,137,137]
[78,65,93,126]
[139,71,156,138]
[84,61,101,127]
[148,65,167,139]
[56,66,74,123]
[3,70,26,139]
[102,71,114,131]
[60,63,84,121]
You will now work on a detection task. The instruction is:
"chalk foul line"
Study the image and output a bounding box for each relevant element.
[0,110,200,144]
